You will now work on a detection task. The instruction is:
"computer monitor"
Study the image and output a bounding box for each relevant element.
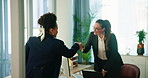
[60,57,71,77]
[60,53,78,77]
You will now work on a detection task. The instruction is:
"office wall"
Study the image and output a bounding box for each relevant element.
[56,0,74,48]
[56,0,74,76]
[10,0,25,78]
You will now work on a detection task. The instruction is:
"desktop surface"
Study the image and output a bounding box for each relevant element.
[70,64,92,74]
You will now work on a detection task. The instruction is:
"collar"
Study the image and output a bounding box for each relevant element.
[98,35,104,40]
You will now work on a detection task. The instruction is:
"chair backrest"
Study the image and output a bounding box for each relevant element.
[120,64,140,78]
[82,70,103,78]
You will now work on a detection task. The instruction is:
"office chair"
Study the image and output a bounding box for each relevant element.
[120,64,140,78]
[82,70,103,78]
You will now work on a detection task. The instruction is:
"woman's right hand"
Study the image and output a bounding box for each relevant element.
[75,42,84,50]
[102,69,107,77]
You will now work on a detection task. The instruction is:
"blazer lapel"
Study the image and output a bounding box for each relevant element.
[93,35,98,56]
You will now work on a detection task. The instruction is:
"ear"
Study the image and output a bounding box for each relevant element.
[49,28,53,33]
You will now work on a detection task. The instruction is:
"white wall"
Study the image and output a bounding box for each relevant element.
[10,0,25,78]
[56,0,74,77]
[56,0,74,48]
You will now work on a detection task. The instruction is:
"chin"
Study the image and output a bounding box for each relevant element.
[94,32,97,35]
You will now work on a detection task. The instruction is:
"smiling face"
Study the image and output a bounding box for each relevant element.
[93,22,105,35]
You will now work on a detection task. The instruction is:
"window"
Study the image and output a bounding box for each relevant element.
[24,0,55,43]
[90,0,148,55]
[0,0,11,78]
[0,0,55,77]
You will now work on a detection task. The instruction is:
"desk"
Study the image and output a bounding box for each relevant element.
[60,64,92,78]
[71,64,92,74]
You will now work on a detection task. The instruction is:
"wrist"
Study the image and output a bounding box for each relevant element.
[102,69,107,73]
[80,47,85,52]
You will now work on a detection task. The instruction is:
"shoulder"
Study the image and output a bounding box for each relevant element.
[89,32,95,37]
[26,36,43,45]
[27,36,36,42]
[110,33,116,38]
[109,33,117,42]
[25,37,38,46]
[53,38,64,45]
[90,32,94,35]
[28,36,40,42]
[89,32,98,38]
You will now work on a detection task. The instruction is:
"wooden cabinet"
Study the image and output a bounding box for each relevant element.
[121,55,148,78]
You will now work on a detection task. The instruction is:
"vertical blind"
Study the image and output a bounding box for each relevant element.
[0,0,11,78]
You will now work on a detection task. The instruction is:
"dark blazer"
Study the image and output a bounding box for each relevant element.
[83,32,123,77]
[25,34,79,78]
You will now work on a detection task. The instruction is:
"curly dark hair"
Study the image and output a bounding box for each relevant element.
[38,12,57,32]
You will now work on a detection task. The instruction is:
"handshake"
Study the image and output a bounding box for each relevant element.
[75,42,85,51]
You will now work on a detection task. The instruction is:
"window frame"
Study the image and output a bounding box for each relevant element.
[0,0,11,77]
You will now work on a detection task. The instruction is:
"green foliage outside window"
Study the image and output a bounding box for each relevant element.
[73,12,96,64]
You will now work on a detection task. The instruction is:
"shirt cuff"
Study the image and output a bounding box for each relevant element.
[80,47,85,52]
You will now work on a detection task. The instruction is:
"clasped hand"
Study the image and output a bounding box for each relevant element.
[75,42,84,50]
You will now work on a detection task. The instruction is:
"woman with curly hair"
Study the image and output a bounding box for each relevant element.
[25,12,81,78]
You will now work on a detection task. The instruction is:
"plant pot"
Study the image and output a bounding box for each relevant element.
[137,42,144,55]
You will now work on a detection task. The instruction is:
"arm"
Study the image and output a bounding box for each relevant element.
[103,34,119,71]
[25,38,31,65]
[83,32,92,53]
[59,41,80,58]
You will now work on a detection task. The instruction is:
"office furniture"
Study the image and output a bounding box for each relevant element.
[121,55,148,78]
[120,64,140,78]
[60,64,91,78]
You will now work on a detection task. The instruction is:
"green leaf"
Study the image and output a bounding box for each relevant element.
[136,29,147,43]
[73,10,96,64]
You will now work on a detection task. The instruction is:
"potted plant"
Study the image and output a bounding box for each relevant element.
[73,12,95,64]
[136,29,147,55]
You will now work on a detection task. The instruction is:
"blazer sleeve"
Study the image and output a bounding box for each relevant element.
[59,40,80,58]
[83,32,92,53]
[25,37,31,65]
[103,34,120,71]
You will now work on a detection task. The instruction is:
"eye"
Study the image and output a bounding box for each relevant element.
[94,27,102,30]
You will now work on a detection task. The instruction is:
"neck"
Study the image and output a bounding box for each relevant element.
[98,33,104,38]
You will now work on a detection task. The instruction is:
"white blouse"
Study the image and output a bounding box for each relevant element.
[98,35,108,60]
